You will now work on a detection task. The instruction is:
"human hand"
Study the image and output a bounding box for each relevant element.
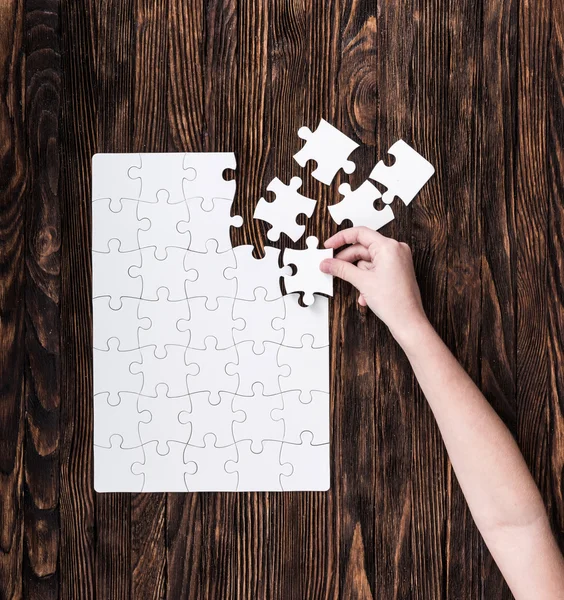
[320,227,428,345]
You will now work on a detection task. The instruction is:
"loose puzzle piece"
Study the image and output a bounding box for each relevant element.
[131,440,196,492]
[184,434,238,492]
[128,153,190,204]
[272,293,329,348]
[232,383,284,452]
[278,335,329,402]
[271,390,329,445]
[130,345,199,397]
[185,197,243,252]
[225,440,292,492]
[93,338,142,402]
[94,392,151,448]
[226,341,290,396]
[178,297,243,350]
[138,383,192,453]
[179,391,245,447]
[92,153,141,206]
[94,435,144,492]
[283,236,333,306]
[129,247,197,301]
[328,181,395,230]
[183,239,236,309]
[280,432,330,491]
[92,198,150,252]
[293,119,358,185]
[184,336,239,403]
[224,246,291,301]
[93,297,150,351]
[369,139,435,205]
[253,177,316,242]
[137,189,191,258]
[182,152,236,201]
[233,288,284,353]
[92,239,141,309]
[138,287,191,357]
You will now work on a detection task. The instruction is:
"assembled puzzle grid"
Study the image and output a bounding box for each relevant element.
[92,152,331,492]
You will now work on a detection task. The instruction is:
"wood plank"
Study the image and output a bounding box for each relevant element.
[548,0,564,551]
[59,0,97,596]
[479,1,519,596]
[0,0,26,597]
[22,0,61,598]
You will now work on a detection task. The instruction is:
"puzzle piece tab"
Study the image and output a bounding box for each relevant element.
[272,293,329,348]
[328,181,395,230]
[233,288,284,352]
[280,432,330,491]
[94,435,144,492]
[271,390,329,445]
[185,197,242,252]
[182,152,236,201]
[93,338,142,402]
[92,198,150,252]
[94,392,150,448]
[93,296,149,351]
[128,153,189,204]
[369,139,435,205]
[92,153,141,206]
[253,177,316,242]
[184,434,238,492]
[293,119,358,185]
[282,236,333,306]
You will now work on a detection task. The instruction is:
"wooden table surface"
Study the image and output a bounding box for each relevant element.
[1,0,563,598]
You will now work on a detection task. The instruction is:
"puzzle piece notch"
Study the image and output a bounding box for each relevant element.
[92,153,141,206]
[184,433,238,492]
[225,440,292,492]
[181,152,237,202]
[92,239,142,309]
[271,390,329,445]
[224,245,291,301]
[271,293,329,348]
[94,434,145,492]
[131,440,196,492]
[253,177,316,242]
[233,287,284,353]
[280,431,330,491]
[293,119,359,185]
[184,197,243,253]
[369,139,435,206]
[128,153,190,204]
[137,189,191,258]
[179,391,245,447]
[138,383,193,453]
[328,181,395,231]
[232,383,284,452]
[282,236,333,306]
[92,198,150,252]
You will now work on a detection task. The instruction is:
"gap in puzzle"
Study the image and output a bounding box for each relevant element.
[92,153,330,492]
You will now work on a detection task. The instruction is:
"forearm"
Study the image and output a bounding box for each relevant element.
[396,319,564,598]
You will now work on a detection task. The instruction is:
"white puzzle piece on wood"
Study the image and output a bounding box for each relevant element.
[283,236,333,306]
[293,119,358,185]
[328,181,395,230]
[369,139,435,205]
[92,152,331,492]
[253,177,316,242]
[280,432,330,491]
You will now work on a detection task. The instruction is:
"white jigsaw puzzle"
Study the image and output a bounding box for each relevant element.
[369,139,435,205]
[293,119,359,185]
[92,152,331,492]
[253,177,316,242]
[283,236,333,306]
[328,181,395,230]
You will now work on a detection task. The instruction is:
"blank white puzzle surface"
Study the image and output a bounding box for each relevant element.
[92,152,330,492]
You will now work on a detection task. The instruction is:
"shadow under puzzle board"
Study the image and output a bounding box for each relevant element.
[91,152,330,493]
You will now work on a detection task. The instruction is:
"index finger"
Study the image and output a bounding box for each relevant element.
[324,226,388,250]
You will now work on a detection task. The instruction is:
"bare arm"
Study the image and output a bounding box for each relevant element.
[321,226,564,600]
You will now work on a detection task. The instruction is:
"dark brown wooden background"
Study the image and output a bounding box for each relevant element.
[1,0,563,598]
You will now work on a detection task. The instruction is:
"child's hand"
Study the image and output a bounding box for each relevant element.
[320,227,428,344]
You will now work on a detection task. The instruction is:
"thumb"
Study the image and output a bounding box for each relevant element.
[320,258,364,290]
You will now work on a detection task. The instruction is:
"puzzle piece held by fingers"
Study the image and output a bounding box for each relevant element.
[282,236,333,306]
[369,139,435,205]
[293,119,358,185]
[328,181,395,230]
[253,177,316,242]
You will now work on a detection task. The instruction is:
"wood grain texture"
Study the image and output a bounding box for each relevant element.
[1,1,563,598]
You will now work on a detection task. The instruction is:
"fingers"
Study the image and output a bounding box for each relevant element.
[324,226,388,251]
[319,258,365,289]
[335,244,371,263]
[357,260,372,270]
[358,294,367,307]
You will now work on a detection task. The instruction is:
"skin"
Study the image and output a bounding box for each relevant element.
[320,226,564,600]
